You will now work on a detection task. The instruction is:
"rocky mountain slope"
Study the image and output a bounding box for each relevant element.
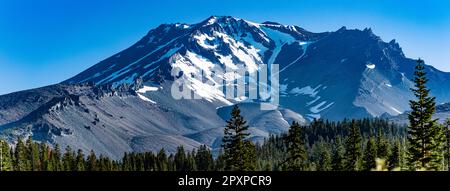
[1,16,449,158]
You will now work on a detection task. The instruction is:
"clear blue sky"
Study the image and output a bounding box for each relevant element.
[1,0,449,95]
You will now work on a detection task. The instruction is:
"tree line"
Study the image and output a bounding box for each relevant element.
[0,59,449,171]
[1,116,447,171]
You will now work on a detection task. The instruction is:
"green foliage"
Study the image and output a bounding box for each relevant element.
[407,59,446,170]
[331,136,346,171]
[62,146,75,171]
[445,119,450,171]
[221,105,256,171]
[388,139,402,170]
[376,128,391,160]
[0,140,12,171]
[75,149,85,171]
[284,121,307,171]
[195,145,214,171]
[0,113,440,171]
[86,150,98,171]
[362,138,377,171]
[14,139,29,171]
[313,138,332,171]
[344,120,362,171]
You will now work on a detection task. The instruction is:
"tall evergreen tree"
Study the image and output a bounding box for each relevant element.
[214,150,226,171]
[75,149,85,171]
[445,119,450,171]
[284,121,307,171]
[0,140,12,171]
[122,152,131,171]
[332,136,346,171]
[362,138,377,171]
[407,59,446,170]
[317,142,332,171]
[40,144,52,171]
[221,105,256,171]
[14,139,28,171]
[174,146,186,171]
[156,148,168,171]
[52,144,63,171]
[195,145,214,171]
[185,151,196,171]
[388,139,402,170]
[62,146,75,171]
[27,139,40,171]
[344,120,362,171]
[86,150,98,171]
[376,128,391,160]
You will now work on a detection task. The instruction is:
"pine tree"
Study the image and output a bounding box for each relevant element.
[75,149,85,171]
[344,120,362,171]
[407,59,446,170]
[156,148,168,171]
[86,150,98,171]
[445,119,450,171]
[27,139,40,171]
[52,144,63,171]
[62,146,75,171]
[221,105,256,171]
[174,146,186,171]
[0,140,12,171]
[284,121,307,171]
[195,145,214,171]
[40,144,52,171]
[185,151,196,171]
[376,128,390,160]
[14,139,28,171]
[317,143,332,171]
[362,138,377,171]
[240,141,257,171]
[332,136,346,171]
[388,140,402,170]
[122,152,131,171]
[143,152,156,171]
[99,155,113,171]
[168,154,175,171]
[214,150,226,171]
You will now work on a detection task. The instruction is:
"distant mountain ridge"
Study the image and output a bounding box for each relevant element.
[1,16,450,158]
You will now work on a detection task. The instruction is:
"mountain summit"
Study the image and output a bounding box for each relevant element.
[1,16,450,158]
[65,16,450,120]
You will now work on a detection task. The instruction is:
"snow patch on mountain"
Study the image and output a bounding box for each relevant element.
[137,94,156,104]
[310,101,334,113]
[137,86,159,93]
[307,96,321,106]
[261,26,296,65]
[143,46,182,69]
[290,85,322,97]
[366,63,376,69]
[389,106,402,114]
[194,33,217,49]
[214,32,261,72]
[215,53,237,70]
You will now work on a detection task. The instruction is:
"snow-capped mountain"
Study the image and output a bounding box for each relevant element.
[1,16,450,158]
[65,16,450,121]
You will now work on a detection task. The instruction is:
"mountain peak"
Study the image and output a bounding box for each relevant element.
[338,26,347,31]
[200,15,240,26]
